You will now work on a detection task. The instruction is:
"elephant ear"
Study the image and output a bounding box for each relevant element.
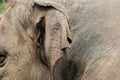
[34,0,68,18]
[34,1,72,68]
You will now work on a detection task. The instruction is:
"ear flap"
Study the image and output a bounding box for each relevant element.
[34,1,72,68]
[34,0,68,18]
[44,9,72,67]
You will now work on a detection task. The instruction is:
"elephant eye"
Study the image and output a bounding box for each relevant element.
[0,51,7,67]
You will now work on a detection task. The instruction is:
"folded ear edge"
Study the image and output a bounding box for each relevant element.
[34,0,68,19]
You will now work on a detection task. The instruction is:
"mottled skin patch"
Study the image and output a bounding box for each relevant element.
[0,0,120,80]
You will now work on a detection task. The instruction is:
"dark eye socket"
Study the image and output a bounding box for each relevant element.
[0,51,7,67]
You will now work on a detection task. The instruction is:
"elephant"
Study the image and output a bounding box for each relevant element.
[0,0,120,80]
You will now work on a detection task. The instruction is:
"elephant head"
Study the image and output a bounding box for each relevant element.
[0,0,71,80]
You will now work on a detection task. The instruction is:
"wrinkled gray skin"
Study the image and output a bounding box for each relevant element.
[0,0,120,80]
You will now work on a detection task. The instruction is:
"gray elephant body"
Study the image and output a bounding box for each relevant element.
[50,0,120,80]
[0,0,120,80]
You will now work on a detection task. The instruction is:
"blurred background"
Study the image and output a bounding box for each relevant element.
[0,0,6,18]
[0,0,6,14]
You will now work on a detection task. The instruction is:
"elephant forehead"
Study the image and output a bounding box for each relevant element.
[0,23,26,51]
[0,29,19,49]
[0,30,33,57]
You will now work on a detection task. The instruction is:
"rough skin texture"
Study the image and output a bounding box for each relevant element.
[0,0,120,80]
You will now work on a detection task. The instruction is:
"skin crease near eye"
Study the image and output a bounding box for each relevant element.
[0,50,7,67]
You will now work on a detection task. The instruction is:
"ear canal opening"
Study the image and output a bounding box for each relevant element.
[36,17,50,67]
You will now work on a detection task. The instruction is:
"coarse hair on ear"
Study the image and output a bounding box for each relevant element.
[34,0,72,69]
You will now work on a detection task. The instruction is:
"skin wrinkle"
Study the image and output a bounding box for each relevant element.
[1,0,120,80]
[0,1,47,80]
[8,3,51,80]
